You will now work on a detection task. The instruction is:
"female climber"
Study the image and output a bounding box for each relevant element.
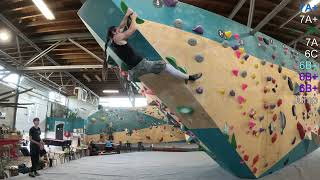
[105,8,202,82]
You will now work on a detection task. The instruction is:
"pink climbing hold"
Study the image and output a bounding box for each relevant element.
[249,119,256,129]
[235,50,241,59]
[234,33,240,40]
[258,36,263,41]
[238,96,245,104]
[232,69,239,76]
[242,84,248,91]
[192,25,204,34]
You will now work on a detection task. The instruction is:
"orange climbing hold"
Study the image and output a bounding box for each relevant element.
[272,133,277,143]
[252,155,259,167]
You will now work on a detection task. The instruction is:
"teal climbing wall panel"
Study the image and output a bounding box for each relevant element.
[46,117,84,132]
[85,108,167,135]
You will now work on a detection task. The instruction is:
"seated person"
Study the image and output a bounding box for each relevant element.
[105,140,113,152]
[89,141,99,156]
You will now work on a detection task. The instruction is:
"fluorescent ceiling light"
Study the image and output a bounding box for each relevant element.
[99,97,147,107]
[0,30,11,42]
[32,0,55,20]
[103,90,119,94]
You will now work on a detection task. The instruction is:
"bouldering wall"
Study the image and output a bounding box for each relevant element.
[79,0,320,178]
[85,107,185,144]
[46,117,85,132]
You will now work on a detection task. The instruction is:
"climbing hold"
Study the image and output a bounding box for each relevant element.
[261,61,266,65]
[235,50,241,58]
[232,69,239,76]
[263,38,269,45]
[218,89,226,95]
[280,111,286,135]
[305,101,311,113]
[163,0,178,7]
[176,106,193,114]
[258,36,263,42]
[278,66,282,73]
[268,122,274,135]
[243,54,250,61]
[293,83,300,95]
[272,45,277,50]
[272,114,277,122]
[232,45,239,51]
[242,84,248,91]
[238,96,245,104]
[234,33,240,40]
[287,77,293,91]
[266,76,272,81]
[272,79,276,84]
[277,99,283,107]
[270,64,274,68]
[195,54,204,63]
[252,155,259,167]
[243,154,249,161]
[241,71,247,78]
[269,104,276,110]
[188,38,197,46]
[196,87,204,94]
[239,47,245,54]
[256,81,260,85]
[291,137,296,145]
[292,105,297,116]
[271,133,277,143]
[249,109,256,118]
[249,119,256,129]
[259,116,264,121]
[283,75,287,80]
[264,103,269,109]
[222,40,229,48]
[224,31,232,39]
[251,74,256,79]
[229,90,236,97]
[240,60,245,64]
[231,133,237,149]
[192,25,204,34]
[272,53,276,60]
[254,64,259,69]
[297,122,305,140]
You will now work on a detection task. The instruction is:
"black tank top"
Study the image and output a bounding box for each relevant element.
[112,42,143,69]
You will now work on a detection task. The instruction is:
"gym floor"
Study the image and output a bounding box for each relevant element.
[9,149,320,180]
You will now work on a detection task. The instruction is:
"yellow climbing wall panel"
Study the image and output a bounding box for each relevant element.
[137,20,320,176]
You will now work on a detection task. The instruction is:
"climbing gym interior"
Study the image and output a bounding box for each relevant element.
[0,0,319,179]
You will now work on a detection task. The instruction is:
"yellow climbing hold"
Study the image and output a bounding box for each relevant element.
[240,60,245,64]
[254,64,259,69]
[224,31,232,39]
[251,74,256,79]
[239,48,245,54]
[256,81,260,85]
[218,89,226,95]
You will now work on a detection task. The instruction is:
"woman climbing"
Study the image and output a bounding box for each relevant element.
[105,8,202,82]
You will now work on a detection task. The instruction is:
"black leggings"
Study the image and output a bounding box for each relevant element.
[30,146,40,172]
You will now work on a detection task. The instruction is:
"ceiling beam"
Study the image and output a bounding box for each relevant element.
[229,0,246,19]
[247,0,255,27]
[250,0,292,34]
[19,65,103,72]
[0,13,99,99]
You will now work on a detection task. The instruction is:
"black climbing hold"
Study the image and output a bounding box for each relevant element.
[229,90,236,97]
[261,61,266,65]
[259,116,264,121]
[269,104,276,110]
[291,137,296,145]
[232,45,239,50]
[268,123,273,135]
[218,30,225,39]
[188,38,197,46]
[243,54,249,61]
[272,88,276,93]
[284,158,289,166]
[280,111,286,135]
[241,71,247,78]
[288,77,293,91]
[278,66,282,73]
[195,54,204,63]
[267,77,272,81]
[292,105,297,116]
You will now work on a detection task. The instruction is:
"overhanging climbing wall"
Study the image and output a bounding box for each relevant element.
[79,0,320,178]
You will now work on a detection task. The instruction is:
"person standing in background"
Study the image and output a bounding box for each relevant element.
[29,118,44,177]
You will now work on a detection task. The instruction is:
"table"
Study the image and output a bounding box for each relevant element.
[0,139,20,158]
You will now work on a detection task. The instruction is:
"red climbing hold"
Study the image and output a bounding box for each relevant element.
[242,84,248,91]
[238,145,242,149]
[297,122,305,140]
[232,69,239,76]
[252,155,259,166]
[318,129,320,136]
[270,64,274,68]
[238,96,245,104]
[272,114,277,122]
[264,104,269,109]
[244,154,249,161]
[277,99,283,107]
[253,167,257,174]
[272,133,277,143]
[272,79,276,84]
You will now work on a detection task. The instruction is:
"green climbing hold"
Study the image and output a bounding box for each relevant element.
[231,133,237,149]
[120,1,145,24]
[166,57,178,69]
[176,106,193,114]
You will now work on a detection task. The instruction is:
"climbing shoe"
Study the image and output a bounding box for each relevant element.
[189,73,202,81]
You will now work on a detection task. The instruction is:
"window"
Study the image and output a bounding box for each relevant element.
[49,91,66,106]
[99,97,147,108]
